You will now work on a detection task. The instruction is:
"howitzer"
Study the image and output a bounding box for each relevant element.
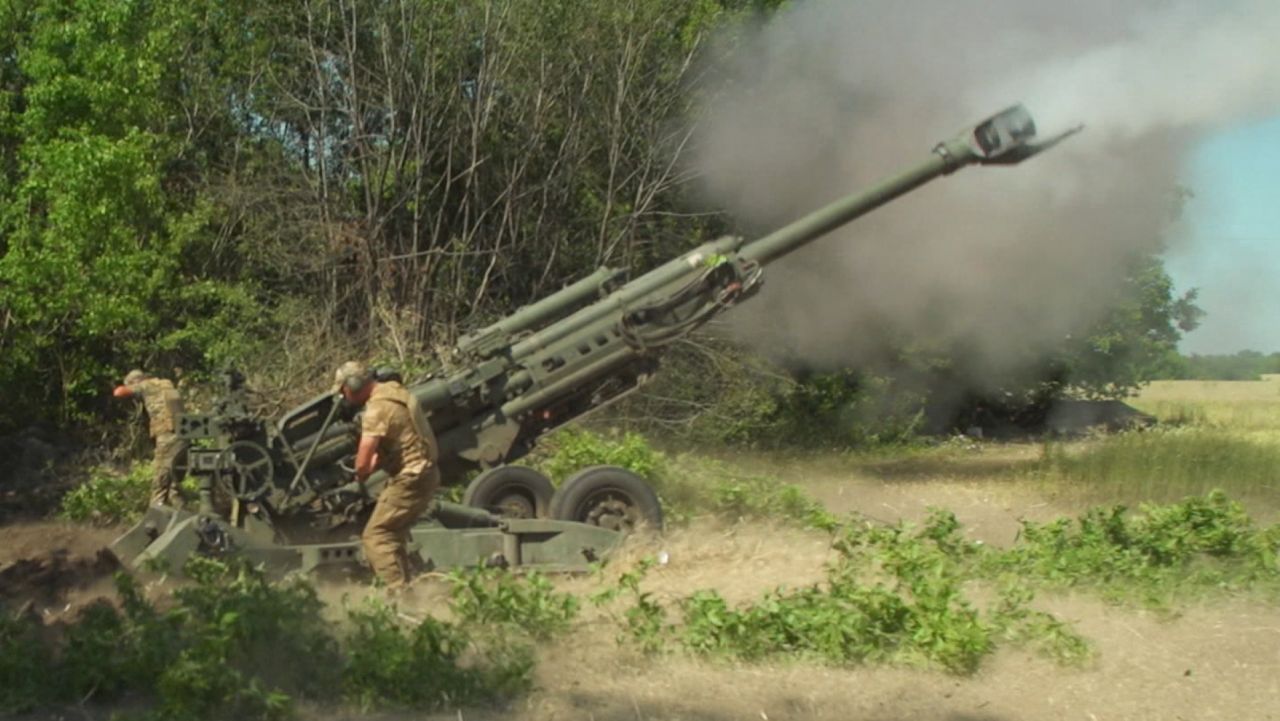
[113,105,1080,575]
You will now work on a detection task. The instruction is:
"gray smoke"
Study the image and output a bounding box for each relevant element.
[692,0,1280,381]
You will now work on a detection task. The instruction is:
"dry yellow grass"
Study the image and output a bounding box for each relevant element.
[1131,378,1280,437]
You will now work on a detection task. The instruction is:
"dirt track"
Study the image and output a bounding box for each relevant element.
[5,455,1280,721]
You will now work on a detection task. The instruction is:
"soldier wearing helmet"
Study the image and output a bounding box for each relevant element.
[333,361,440,591]
[113,369,188,507]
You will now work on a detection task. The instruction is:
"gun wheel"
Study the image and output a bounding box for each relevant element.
[463,465,555,519]
[550,466,664,532]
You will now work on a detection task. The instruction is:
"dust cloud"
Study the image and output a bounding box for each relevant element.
[692,0,1280,383]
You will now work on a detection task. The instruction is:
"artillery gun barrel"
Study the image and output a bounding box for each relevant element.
[503,105,1079,365]
[742,106,1081,264]
[739,143,965,265]
[458,266,624,358]
[507,235,743,361]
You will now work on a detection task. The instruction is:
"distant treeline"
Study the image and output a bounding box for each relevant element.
[1154,351,1280,381]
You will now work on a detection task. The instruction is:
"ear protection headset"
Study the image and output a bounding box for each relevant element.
[344,370,371,392]
[334,361,373,395]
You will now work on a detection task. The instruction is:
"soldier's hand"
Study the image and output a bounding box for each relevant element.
[330,480,366,498]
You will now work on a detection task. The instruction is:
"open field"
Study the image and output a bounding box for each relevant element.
[6,379,1280,721]
[1132,377,1280,439]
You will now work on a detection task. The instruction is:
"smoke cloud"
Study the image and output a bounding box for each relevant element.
[692,0,1280,383]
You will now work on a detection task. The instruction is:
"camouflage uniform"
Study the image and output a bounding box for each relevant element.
[126,374,189,507]
[359,380,440,589]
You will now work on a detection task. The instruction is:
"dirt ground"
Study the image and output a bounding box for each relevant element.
[5,446,1280,721]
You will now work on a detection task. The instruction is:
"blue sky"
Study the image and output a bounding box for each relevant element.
[1167,115,1280,355]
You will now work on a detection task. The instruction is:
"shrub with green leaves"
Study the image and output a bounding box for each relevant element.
[448,568,580,639]
[343,599,533,710]
[710,473,839,531]
[982,490,1280,601]
[534,426,667,483]
[0,608,55,714]
[59,462,153,524]
[3,555,543,718]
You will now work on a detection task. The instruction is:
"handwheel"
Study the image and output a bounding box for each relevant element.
[212,440,275,502]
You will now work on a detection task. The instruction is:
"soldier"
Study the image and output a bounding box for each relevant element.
[333,361,440,591]
[112,369,188,507]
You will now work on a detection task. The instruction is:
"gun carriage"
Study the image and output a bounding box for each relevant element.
[112,105,1080,575]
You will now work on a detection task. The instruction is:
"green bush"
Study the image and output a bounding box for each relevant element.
[3,555,545,718]
[709,473,838,531]
[343,599,533,710]
[448,568,580,639]
[533,426,666,483]
[612,340,926,451]
[0,608,54,714]
[59,462,153,524]
[983,490,1280,601]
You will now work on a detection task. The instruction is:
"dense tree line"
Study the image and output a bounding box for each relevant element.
[0,0,1196,438]
[1152,351,1280,381]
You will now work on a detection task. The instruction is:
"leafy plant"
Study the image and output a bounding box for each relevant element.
[710,474,839,531]
[448,568,580,639]
[591,557,669,653]
[343,598,533,710]
[0,608,54,714]
[59,462,152,524]
[533,426,667,483]
[982,490,1280,602]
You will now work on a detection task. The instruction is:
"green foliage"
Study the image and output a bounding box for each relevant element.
[534,426,666,483]
[621,340,928,449]
[1151,349,1280,381]
[0,0,274,431]
[987,583,1094,665]
[595,510,1092,674]
[771,372,926,448]
[0,607,54,714]
[533,427,839,529]
[0,559,338,720]
[448,568,580,639]
[1048,256,1203,399]
[4,555,541,718]
[590,557,669,654]
[983,491,1280,601]
[709,473,838,531]
[156,557,341,720]
[342,599,533,711]
[596,492,1276,674]
[59,461,152,524]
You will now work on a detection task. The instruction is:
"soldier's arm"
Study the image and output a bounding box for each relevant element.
[113,385,135,399]
[354,434,381,482]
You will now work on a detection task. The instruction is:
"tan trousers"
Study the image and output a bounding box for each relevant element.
[151,433,189,507]
[361,468,438,589]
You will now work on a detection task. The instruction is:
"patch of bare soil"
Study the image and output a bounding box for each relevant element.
[0,522,124,619]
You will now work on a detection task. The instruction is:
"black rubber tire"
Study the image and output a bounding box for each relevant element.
[462,465,555,519]
[549,465,664,532]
